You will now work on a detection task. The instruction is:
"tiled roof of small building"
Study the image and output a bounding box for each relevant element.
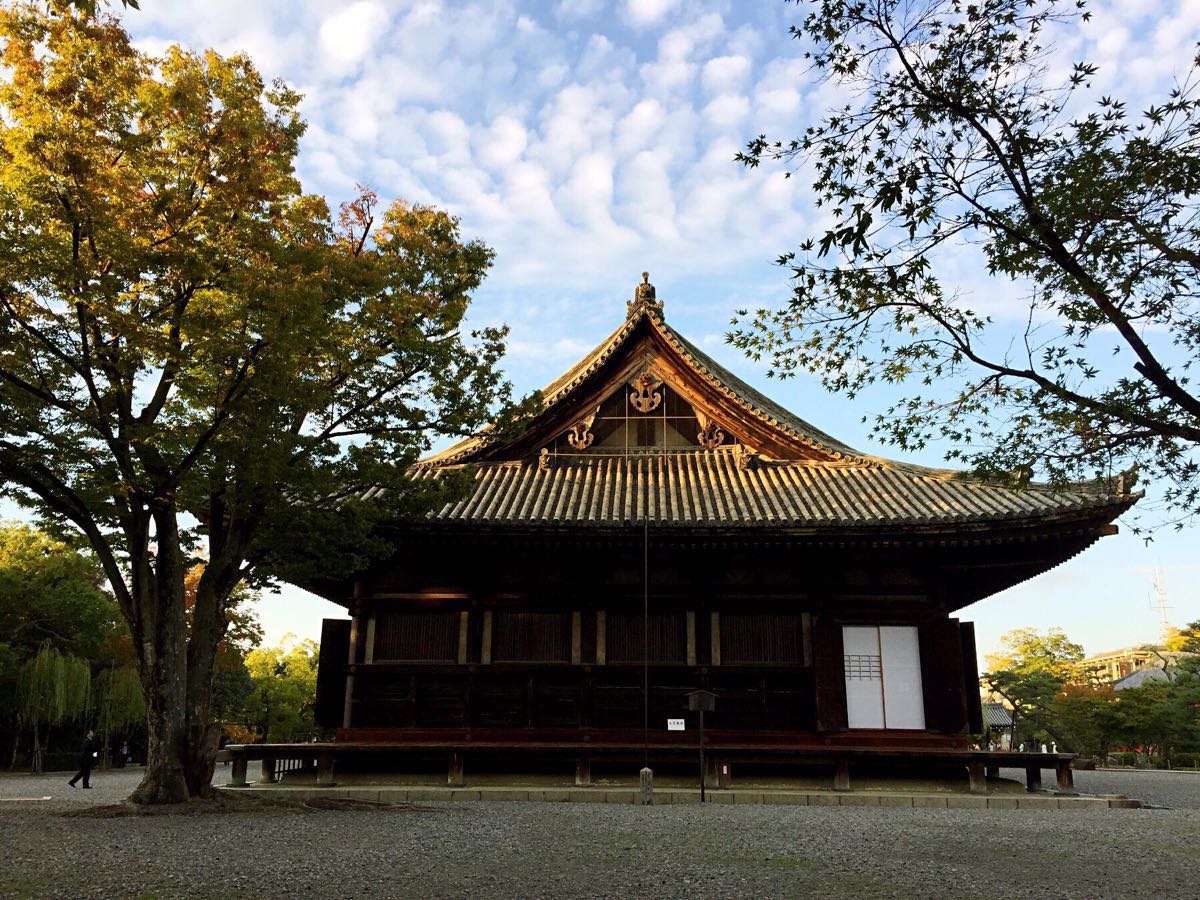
[983,702,1015,728]
[1113,667,1170,691]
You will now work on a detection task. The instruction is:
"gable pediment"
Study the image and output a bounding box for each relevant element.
[462,314,852,465]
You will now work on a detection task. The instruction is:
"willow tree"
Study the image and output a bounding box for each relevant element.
[736,0,1200,521]
[19,643,91,772]
[0,4,525,802]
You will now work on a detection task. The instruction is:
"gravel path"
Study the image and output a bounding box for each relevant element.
[2,766,1198,899]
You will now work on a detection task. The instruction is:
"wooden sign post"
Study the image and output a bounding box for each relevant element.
[687,690,717,802]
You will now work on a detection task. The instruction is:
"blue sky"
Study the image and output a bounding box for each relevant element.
[6,0,1200,660]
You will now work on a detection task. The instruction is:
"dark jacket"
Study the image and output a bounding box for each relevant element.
[79,735,98,768]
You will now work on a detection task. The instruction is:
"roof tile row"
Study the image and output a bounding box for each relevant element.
[417,452,1120,527]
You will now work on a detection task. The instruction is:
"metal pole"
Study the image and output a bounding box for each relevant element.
[699,709,706,803]
[643,517,649,770]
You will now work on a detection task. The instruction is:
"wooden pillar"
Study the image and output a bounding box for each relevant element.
[342,583,364,730]
[481,611,493,664]
[1055,760,1075,793]
[363,616,376,664]
[1025,766,1043,792]
[448,752,465,787]
[457,612,470,664]
[595,611,606,664]
[710,612,721,666]
[258,757,277,784]
[833,756,851,792]
[801,612,813,668]
[967,761,988,795]
[686,611,696,666]
[985,764,999,780]
[316,750,335,787]
[575,756,592,787]
[571,612,582,665]
[230,752,248,787]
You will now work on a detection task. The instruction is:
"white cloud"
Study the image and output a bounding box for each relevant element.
[626,0,681,28]
[318,2,388,74]
[702,93,750,129]
[475,115,529,170]
[555,0,605,19]
[702,55,751,93]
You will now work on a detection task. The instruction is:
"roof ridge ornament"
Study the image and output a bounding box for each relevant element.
[626,271,664,320]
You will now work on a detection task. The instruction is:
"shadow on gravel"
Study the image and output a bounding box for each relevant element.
[64,793,422,818]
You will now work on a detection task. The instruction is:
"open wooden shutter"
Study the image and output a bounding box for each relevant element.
[813,615,847,731]
[918,619,967,734]
[959,621,984,734]
[314,618,351,729]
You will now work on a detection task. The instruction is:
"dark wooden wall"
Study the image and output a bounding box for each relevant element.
[315,526,992,743]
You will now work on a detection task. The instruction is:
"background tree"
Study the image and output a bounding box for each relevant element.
[18,642,91,772]
[0,523,120,662]
[1115,668,1200,767]
[93,664,143,765]
[242,637,319,743]
[986,627,1085,682]
[0,5,527,803]
[0,523,122,768]
[983,627,1085,747]
[1051,683,1120,760]
[735,0,1199,522]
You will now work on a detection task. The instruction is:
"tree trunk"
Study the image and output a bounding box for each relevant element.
[183,572,232,798]
[129,505,190,805]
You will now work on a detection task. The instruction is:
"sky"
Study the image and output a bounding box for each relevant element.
[6,0,1200,661]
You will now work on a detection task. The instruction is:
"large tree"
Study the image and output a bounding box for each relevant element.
[735,0,1200,522]
[0,4,524,802]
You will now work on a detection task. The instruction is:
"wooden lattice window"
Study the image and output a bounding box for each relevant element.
[492,612,571,662]
[374,611,458,662]
[720,613,806,664]
[551,383,725,456]
[606,612,688,663]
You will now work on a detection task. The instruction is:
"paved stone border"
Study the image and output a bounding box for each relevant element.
[220,784,1142,809]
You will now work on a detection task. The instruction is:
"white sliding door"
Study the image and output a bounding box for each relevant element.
[843,626,885,728]
[843,625,925,730]
[879,626,925,730]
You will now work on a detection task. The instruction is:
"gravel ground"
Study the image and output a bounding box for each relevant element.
[1,765,1198,899]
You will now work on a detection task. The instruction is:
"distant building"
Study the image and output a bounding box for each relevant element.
[1112,667,1170,691]
[1084,647,1188,683]
[983,702,1015,749]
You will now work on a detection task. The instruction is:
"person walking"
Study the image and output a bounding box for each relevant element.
[68,729,99,789]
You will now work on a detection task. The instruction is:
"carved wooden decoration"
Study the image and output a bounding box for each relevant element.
[565,406,599,450]
[695,411,725,450]
[567,422,594,450]
[698,420,725,450]
[538,447,551,471]
[629,371,663,413]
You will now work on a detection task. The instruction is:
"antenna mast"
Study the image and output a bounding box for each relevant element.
[1150,570,1173,645]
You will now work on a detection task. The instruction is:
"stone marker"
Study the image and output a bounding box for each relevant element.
[639,767,654,806]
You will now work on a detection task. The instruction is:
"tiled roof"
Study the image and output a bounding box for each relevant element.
[415,451,1130,528]
[1112,667,1170,691]
[983,702,1014,728]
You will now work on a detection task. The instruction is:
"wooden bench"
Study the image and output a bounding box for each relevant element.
[223,740,1076,795]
